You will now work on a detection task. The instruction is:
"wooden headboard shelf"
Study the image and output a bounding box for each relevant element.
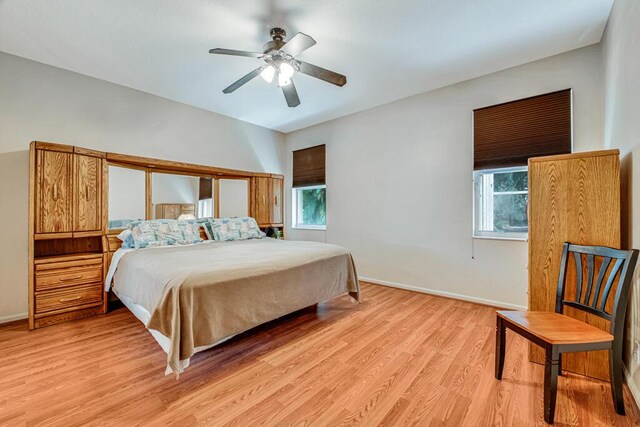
[28,141,285,329]
[34,237,103,258]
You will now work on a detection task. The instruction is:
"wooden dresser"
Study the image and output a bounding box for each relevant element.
[528,149,621,380]
[155,203,196,220]
[28,142,107,329]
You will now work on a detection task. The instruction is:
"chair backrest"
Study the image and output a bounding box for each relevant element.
[556,242,638,337]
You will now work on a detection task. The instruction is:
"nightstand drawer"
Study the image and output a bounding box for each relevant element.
[35,284,103,314]
[35,264,103,292]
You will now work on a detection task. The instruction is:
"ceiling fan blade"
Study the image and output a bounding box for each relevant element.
[209,48,263,58]
[282,79,301,108]
[281,33,316,56]
[297,61,347,87]
[222,67,263,94]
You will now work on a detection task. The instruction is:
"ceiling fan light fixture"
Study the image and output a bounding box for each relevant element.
[210,28,347,107]
[277,71,291,87]
[260,65,275,83]
[279,62,295,79]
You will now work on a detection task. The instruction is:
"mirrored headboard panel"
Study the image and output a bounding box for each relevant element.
[108,165,146,230]
[152,172,199,220]
[219,178,249,217]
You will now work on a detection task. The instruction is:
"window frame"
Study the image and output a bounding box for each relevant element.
[292,184,327,230]
[473,165,528,241]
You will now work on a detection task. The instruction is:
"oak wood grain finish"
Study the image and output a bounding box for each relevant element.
[35,263,103,292]
[34,283,104,315]
[271,177,284,225]
[73,154,102,232]
[35,149,73,234]
[497,311,614,345]
[1,283,638,426]
[528,150,621,380]
[254,176,271,226]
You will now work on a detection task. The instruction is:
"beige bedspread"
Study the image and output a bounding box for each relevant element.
[112,238,360,375]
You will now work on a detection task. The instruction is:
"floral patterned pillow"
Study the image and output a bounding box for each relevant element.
[129,219,202,249]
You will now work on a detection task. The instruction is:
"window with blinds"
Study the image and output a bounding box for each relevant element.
[473,89,572,239]
[473,89,572,170]
[292,145,326,229]
[293,144,325,188]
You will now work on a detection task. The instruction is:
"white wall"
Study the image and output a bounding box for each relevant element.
[601,0,640,400]
[285,45,604,309]
[0,51,285,322]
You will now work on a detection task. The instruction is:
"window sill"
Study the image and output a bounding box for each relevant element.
[292,225,326,231]
[473,235,527,242]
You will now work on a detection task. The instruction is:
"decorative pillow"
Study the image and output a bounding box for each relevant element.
[116,229,135,249]
[208,217,265,241]
[198,226,209,241]
[129,219,202,249]
[196,218,215,240]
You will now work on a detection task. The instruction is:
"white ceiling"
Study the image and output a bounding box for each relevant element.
[0,0,613,133]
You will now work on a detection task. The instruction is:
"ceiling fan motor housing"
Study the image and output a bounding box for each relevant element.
[264,27,287,53]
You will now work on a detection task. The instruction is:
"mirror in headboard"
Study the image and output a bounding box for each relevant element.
[108,165,146,230]
[152,172,200,219]
[219,178,249,217]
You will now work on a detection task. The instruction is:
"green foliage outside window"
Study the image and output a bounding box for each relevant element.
[301,187,326,225]
[493,171,528,232]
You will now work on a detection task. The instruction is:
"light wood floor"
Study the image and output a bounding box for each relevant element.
[1,282,639,426]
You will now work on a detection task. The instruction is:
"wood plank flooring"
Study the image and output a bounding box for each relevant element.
[0,282,638,426]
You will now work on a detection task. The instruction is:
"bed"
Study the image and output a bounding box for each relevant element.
[105,238,360,375]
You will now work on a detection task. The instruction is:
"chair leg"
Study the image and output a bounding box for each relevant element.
[495,316,506,380]
[610,343,626,415]
[544,346,560,424]
[558,353,562,376]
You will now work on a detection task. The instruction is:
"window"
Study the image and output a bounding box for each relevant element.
[198,177,213,218]
[474,166,528,239]
[292,185,326,229]
[473,89,571,240]
[197,198,213,218]
[292,144,326,230]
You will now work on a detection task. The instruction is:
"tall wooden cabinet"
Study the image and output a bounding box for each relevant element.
[29,142,107,329]
[528,150,621,380]
[252,174,284,228]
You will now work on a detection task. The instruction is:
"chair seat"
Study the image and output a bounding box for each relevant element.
[497,311,614,345]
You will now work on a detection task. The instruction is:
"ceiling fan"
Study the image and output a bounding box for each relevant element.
[209,28,347,108]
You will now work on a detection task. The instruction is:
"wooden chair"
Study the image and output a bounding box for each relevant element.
[495,243,638,424]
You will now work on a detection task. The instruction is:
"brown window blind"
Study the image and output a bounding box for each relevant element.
[293,144,325,187]
[199,178,212,200]
[473,89,572,170]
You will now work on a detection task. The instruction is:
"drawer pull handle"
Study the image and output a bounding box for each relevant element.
[53,183,58,201]
[59,275,84,282]
[59,296,82,303]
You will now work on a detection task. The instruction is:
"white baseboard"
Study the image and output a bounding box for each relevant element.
[624,365,640,409]
[359,276,527,311]
[0,312,27,325]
